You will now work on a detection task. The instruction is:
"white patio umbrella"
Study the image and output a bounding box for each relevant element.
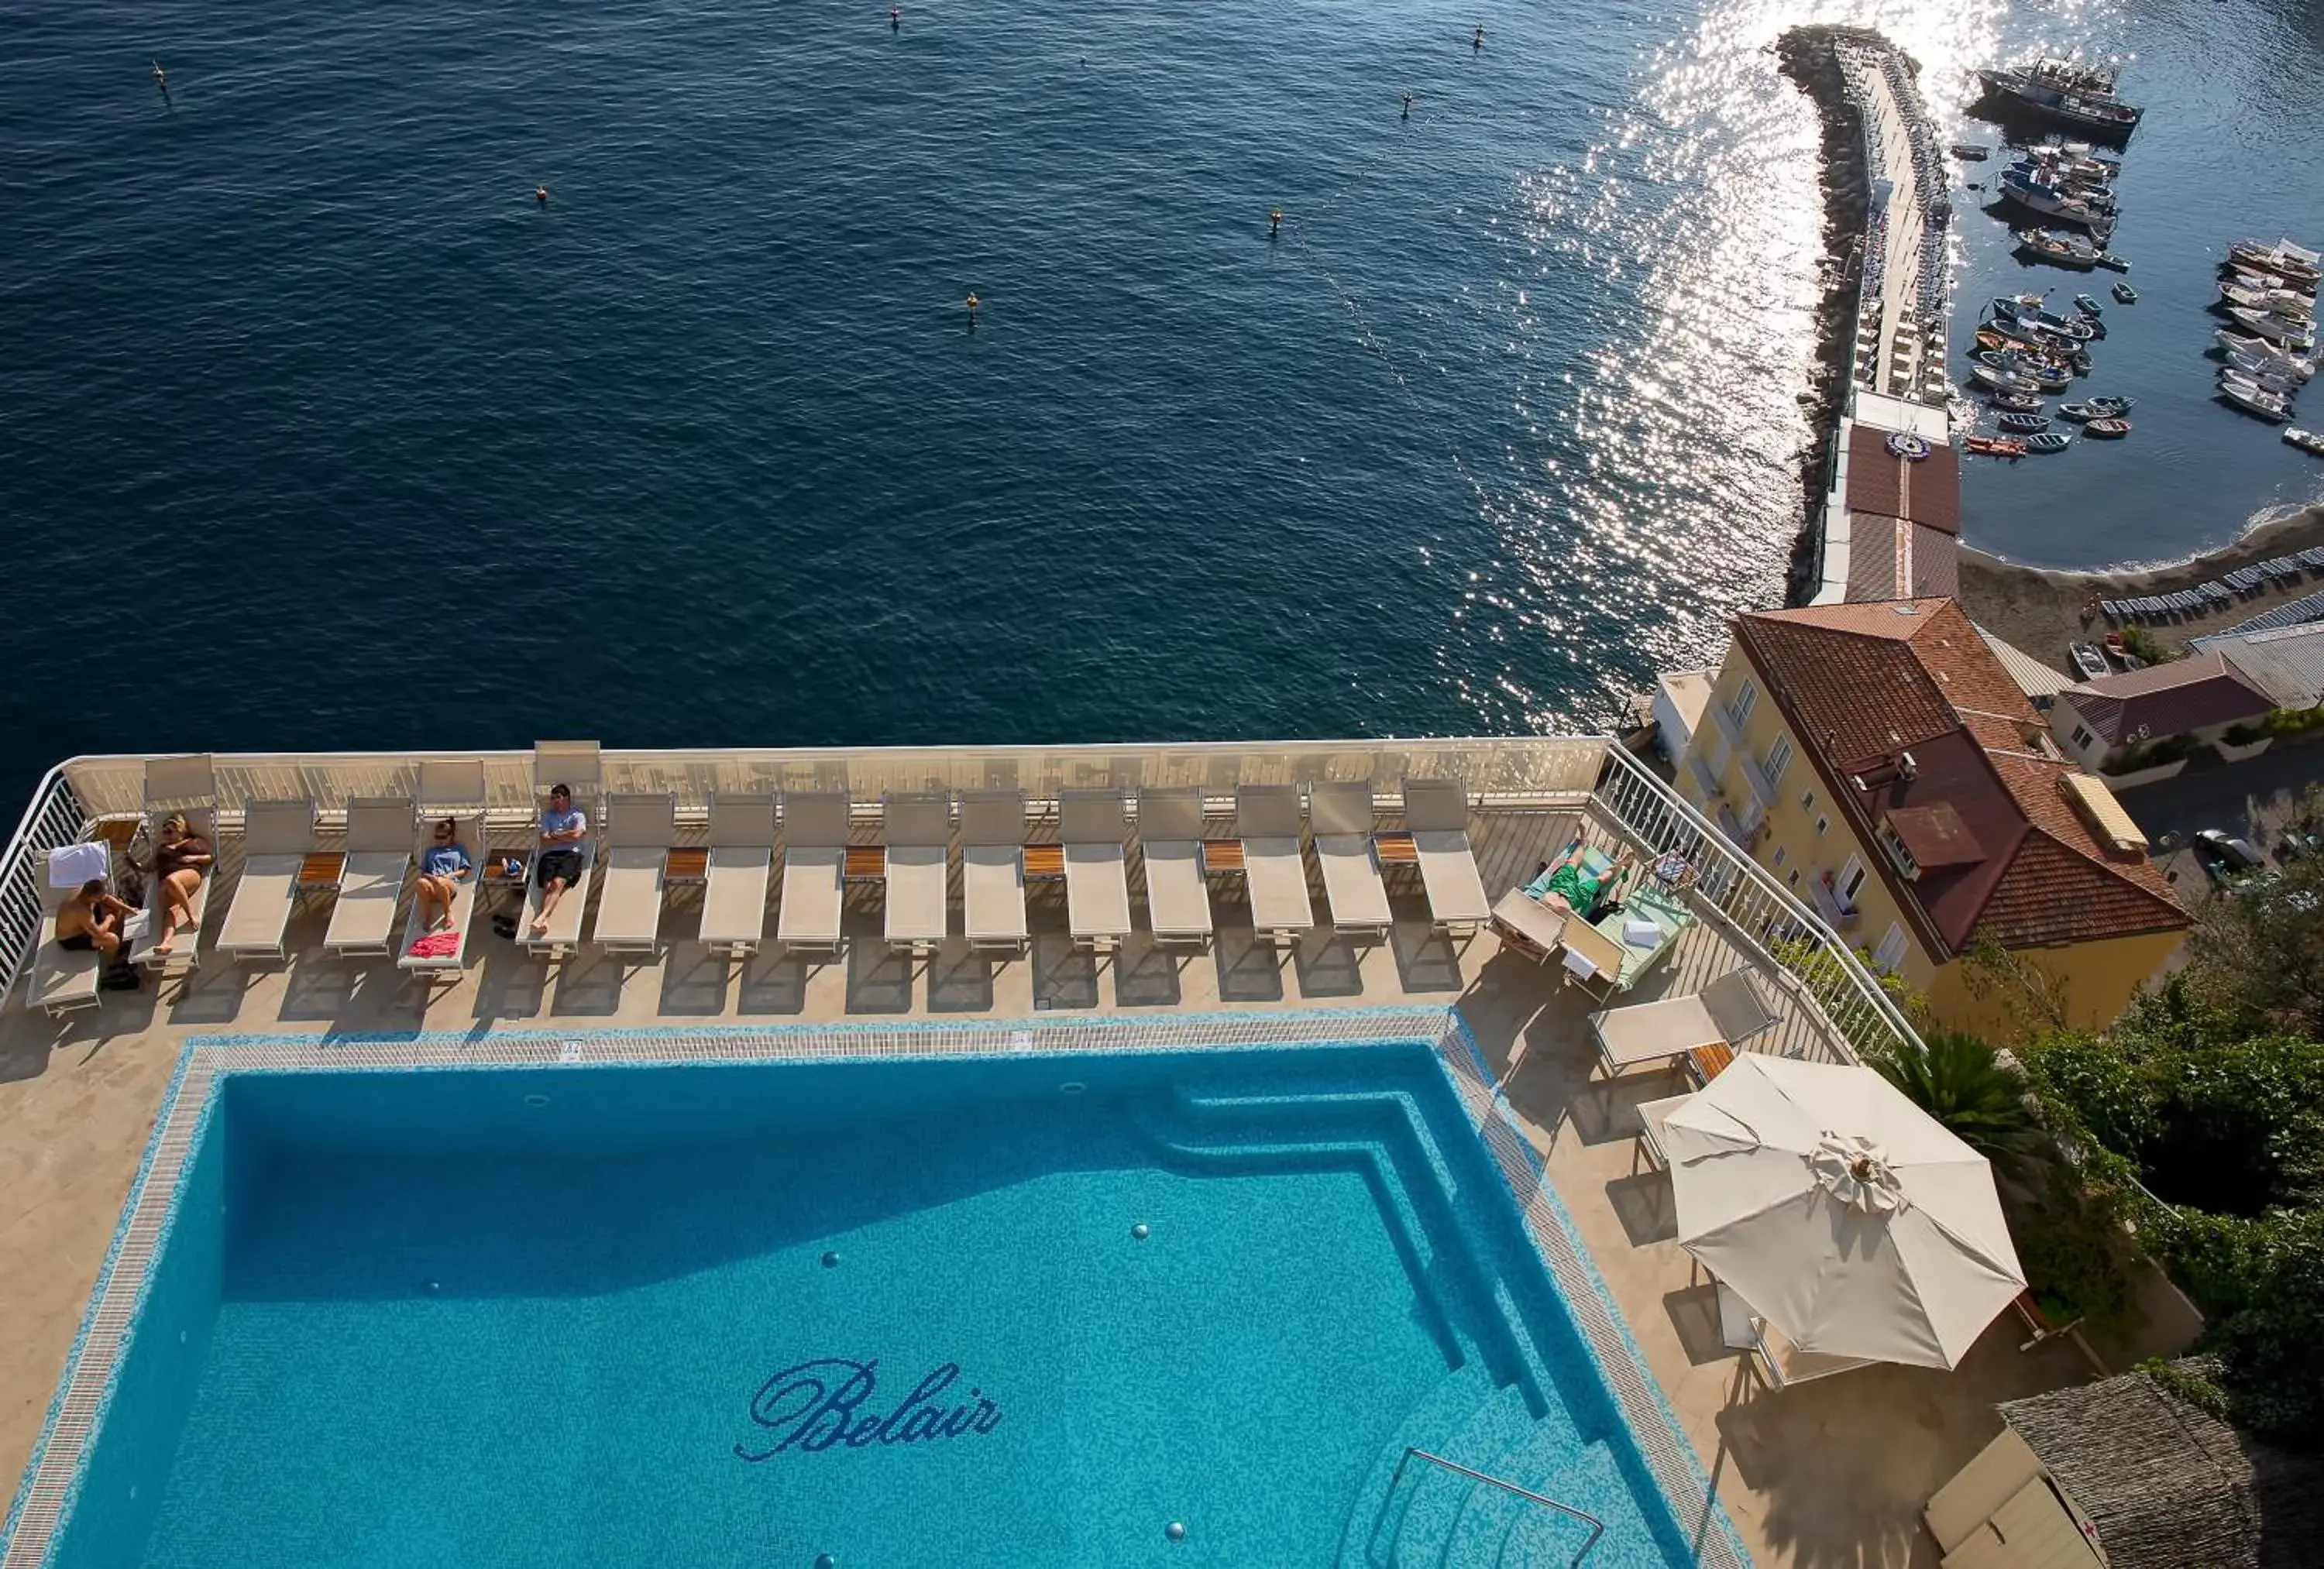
[1659,1052,2026,1371]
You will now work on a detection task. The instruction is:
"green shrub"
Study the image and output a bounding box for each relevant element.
[2268,704,2324,736]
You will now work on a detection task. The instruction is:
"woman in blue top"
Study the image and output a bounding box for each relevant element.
[416,817,473,932]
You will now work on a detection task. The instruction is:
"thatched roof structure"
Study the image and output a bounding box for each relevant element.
[1999,1363,2324,1567]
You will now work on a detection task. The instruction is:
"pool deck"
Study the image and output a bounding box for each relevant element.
[0,801,2109,1567]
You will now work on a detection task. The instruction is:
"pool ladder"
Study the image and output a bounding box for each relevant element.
[1389,1447,1605,1565]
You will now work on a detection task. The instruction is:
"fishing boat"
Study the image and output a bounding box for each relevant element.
[2226,357,2304,395]
[1996,173,2116,238]
[2219,374,2293,421]
[1951,142,1990,160]
[2226,264,2315,297]
[2015,228,2102,270]
[2094,251,2132,273]
[2084,418,2131,439]
[2284,428,2324,457]
[2072,294,2104,317]
[2070,643,2110,680]
[1997,412,2052,432]
[2229,239,2322,289]
[2023,431,2072,454]
[2229,307,2318,349]
[2057,401,2108,421]
[1990,392,2046,413]
[2216,330,2317,374]
[1971,362,2039,395]
[1977,60,2143,136]
[2112,281,2137,303]
[2220,282,2315,318]
[1964,434,2028,456]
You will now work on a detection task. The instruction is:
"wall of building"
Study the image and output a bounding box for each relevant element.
[1926,926,2189,1039]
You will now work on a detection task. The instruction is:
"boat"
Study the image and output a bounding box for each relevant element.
[1971,362,2039,394]
[1965,434,2028,456]
[2226,354,2305,394]
[2057,402,2108,421]
[2030,366,2075,392]
[1997,412,2052,432]
[2086,395,2134,414]
[2094,251,2131,273]
[2226,264,2314,298]
[1996,173,2116,238]
[2023,431,2072,454]
[2112,281,2137,303]
[2219,374,2293,421]
[1951,142,1990,160]
[2084,418,2131,439]
[2015,228,2102,270]
[2229,239,2323,289]
[2070,643,2110,679]
[2285,428,2324,457]
[1990,392,2046,413]
[1988,293,2047,321]
[2102,632,2129,661]
[2073,294,2104,317]
[2216,330,2317,374]
[1977,60,2143,136]
[2229,306,2319,349]
[2220,282,2315,319]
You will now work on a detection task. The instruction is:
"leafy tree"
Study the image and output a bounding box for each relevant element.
[1873,1030,2040,1175]
[2182,785,2324,1036]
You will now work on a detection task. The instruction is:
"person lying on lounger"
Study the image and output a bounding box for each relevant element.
[415,817,473,932]
[147,813,213,956]
[1521,841,1633,917]
[530,784,587,938]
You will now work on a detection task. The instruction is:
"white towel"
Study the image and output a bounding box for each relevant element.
[47,840,110,888]
[1623,918,1662,948]
[1562,946,1597,981]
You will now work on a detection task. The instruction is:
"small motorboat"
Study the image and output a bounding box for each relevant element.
[2228,356,2305,395]
[2219,374,2293,421]
[1990,392,2046,413]
[2102,631,2129,661]
[2112,281,2137,303]
[1951,142,1990,160]
[2229,239,2322,289]
[2057,401,2107,421]
[2016,228,2102,270]
[1974,328,2013,353]
[1988,294,2048,323]
[1965,434,2028,456]
[1972,362,2039,394]
[2221,281,2315,319]
[2030,366,2075,392]
[2284,427,2324,457]
[2085,395,2134,414]
[2023,431,2072,454]
[2084,417,2132,438]
[2216,330,2316,376]
[2229,307,2317,349]
[2069,643,2110,680]
[2095,251,2132,272]
[1998,411,2052,432]
[2073,294,2104,317]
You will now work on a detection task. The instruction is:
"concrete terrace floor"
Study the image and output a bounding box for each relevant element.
[0,806,2102,1567]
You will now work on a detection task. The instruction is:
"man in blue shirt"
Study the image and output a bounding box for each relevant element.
[531,784,589,937]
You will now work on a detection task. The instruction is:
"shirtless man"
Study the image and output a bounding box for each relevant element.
[56,879,135,960]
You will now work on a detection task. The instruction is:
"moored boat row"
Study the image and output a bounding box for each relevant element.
[2209,238,2319,424]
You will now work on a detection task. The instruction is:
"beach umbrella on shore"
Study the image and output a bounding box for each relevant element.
[1659,1053,2024,1371]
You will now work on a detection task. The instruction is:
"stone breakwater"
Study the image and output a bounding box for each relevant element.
[1775,26,1955,605]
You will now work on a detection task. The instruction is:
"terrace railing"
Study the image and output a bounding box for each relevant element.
[0,739,1923,1066]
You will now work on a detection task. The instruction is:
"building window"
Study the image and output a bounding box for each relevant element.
[1816,815,1830,836]
[1764,734,1793,785]
[2070,724,2094,750]
[1787,869,1800,887]
[1770,844,1788,868]
[1838,855,1868,903]
[1872,922,1910,974]
[1800,790,1817,812]
[1731,677,1758,728]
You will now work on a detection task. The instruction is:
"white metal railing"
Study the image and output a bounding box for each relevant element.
[0,739,1921,1063]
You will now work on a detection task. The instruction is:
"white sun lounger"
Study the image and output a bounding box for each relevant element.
[592,792,676,956]
[777,791,851,958]
[325,797,418,957]
[1060,789,1133,953]
[1587,971,1779,1080]
[961,790,1030,955]
[885,793,952,957]
[218,798,317,963]
[1137,787,1213,950]
[26,855,103,1017]
[1402,778,1490,936]
[700,792,775,958]
[129,754,218,971]
[397,807,486,977]
[518,820,596,963]
[1236,784,1313,946]
[1309,780,1389,940]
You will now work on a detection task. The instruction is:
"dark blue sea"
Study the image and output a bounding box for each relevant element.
[5,0,2320,806]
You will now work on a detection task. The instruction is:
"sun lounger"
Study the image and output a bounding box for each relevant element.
[1718,1280,1871,1389]
[1308,781,1389,940]
[1060,789,1133,953]
[218,798,317,963]
[1401,778,1491,936]
[1235,784,1313,946]
[884,792,953,956]
[700,792,775,958]
[324,797,418,956]
[961,790,1030,955]
[1136,787,1213,950]
[128,756,218,971]
[591,792,676,956]
[1488,887,1566,963]
[1588,969,1780,1078]
[1632,1091,1692,1171]
[397,807,486,977]
[518,836,595,960]
[1573,882,1694,995]
[26,854,104,1017]
[777,791,851,958]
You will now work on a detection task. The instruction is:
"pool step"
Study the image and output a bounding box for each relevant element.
[1439,1416,1621,1567]
[1356,1384,1536,1567]
[1167,1087,1561,1417]
[1330,1361,1504,1569]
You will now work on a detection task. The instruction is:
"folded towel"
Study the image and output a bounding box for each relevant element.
[406,929,460,960]
[1623,918,1662,948]
[47,840,110,887]
[1562,946,1597,981]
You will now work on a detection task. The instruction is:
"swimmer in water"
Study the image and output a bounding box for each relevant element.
[1473,24,1484,49]
[535,185,549,206]
[1269,208,1281,236]
[890,6,901,29]
[1401,91,1412,119]
[153,60,167,89]
[965,292,980,329]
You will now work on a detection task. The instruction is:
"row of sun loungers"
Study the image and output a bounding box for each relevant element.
[26,771,1497,1012]
[2102,548,2324,625]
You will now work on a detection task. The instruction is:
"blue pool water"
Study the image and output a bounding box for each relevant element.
[40,1045,1703,1567]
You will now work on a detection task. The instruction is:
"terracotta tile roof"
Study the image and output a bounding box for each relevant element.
[2060,652,2276,745]
[1846,424,1961,535]
[1734,598,2188,958]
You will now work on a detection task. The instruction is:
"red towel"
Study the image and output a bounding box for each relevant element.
[406,929,460,960]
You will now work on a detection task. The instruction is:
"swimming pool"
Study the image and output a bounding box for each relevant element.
[7,1020,1738,1567]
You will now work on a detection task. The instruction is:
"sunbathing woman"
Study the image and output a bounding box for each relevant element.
[1521,840,1632,916]
[414,817,473,932]
[149,813,213,956]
